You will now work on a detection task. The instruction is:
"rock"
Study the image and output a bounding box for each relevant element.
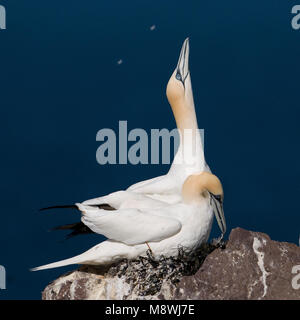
[173,228,300,300]
[42,244,216,300]
[42,228,300,300]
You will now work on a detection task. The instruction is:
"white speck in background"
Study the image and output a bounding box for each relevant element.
[117,59,123,65]
[150,25,156,31]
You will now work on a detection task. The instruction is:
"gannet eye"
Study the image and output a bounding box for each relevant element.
[209,193,223,205]
[176,72,182,81]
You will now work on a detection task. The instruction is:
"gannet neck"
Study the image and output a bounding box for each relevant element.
[167,71,198,132]
[167,74,205,173]
[165,38,207,174]
[172,99,199,133]
[182,172,223,204]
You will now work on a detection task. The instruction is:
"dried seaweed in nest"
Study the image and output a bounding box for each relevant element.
[106,239,226,297]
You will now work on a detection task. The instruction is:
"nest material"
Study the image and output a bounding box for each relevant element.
[106,240,226,297]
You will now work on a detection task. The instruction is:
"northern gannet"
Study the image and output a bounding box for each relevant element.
[32,172,225,271]
[40,38,226,241]
[127,37,208,200]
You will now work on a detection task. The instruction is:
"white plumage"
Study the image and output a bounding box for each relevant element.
[32,172,223,271]
[127,38,209,200]
[32,39,226,271]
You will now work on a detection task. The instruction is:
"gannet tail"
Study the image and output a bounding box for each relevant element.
[30,243,104,271]
[31,240,132,271]
[30,253,92,271]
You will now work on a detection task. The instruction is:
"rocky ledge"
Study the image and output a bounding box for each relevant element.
[42,228,300,300]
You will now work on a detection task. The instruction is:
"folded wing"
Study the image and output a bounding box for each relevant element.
[82,190,168,210]
[78,204,182,245]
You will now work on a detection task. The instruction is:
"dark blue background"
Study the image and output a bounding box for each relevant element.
[0,0,299,299]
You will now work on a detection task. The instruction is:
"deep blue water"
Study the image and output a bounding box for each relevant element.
[0,1,300,299]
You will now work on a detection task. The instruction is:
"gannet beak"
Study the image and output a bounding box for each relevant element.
[209,193,226,239]
[175,37,190,86]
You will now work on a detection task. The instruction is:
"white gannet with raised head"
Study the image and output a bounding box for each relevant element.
[127,37,208,200]
[32,171,225,271]
[40,38,226,242]
[81,38,207,209]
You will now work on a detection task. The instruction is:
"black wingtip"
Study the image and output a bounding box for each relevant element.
[51,222,94,239]
[39,205,78,211]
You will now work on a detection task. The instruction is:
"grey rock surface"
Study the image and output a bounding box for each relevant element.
[42,228,300,300]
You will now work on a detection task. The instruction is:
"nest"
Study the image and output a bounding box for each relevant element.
[106,239,226,297]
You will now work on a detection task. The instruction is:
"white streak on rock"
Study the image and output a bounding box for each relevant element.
[69,281,77,299]
[104,276,131,300]
[247,279,258,299]
[253,237,269,298]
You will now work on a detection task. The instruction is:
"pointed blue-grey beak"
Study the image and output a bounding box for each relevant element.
[175,38,190,86]
[210,193,226,240]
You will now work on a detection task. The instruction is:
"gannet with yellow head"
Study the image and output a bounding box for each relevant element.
[128,38,208,198]
[32,171,225,271]
[38,38,226,251]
